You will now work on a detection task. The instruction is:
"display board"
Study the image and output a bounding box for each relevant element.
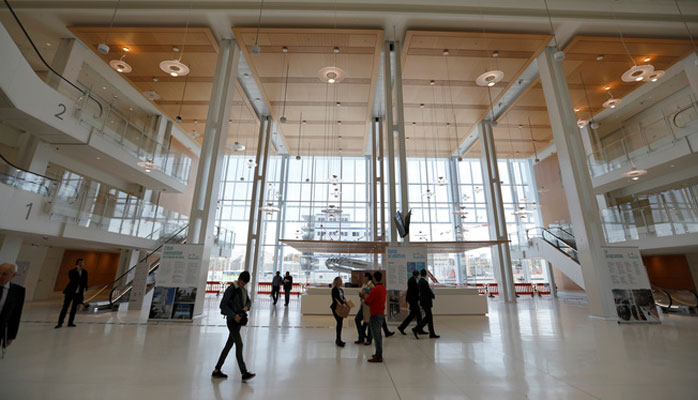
[384,246,427,291]
[603,246,661,324]
[149,244,203,321]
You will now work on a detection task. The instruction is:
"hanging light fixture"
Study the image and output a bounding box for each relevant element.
[613,11,654,82]
[603,92,622,109]
[109,54,132,73]
[623,167,647,180]
[279,51,290,123]
[229,92,247,152]
[98,0,121,54]
[527,117,540,163]
[137,158,159,172]
[249,0,265,54]
[476,70,504,87]
[160,4,192,77]
[646,70,665,82]
[295,112,303,160]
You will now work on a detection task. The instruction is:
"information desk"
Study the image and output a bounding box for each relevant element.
[300,286,488,316]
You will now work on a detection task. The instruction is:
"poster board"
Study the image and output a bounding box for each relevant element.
[385,246,427,322]
[603,246,661,324]
[149,244,203,321]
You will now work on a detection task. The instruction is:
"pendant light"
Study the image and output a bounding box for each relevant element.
[160,4,192,77]
[443,49,463,161]
[602,88,622,109]
[295,112,303,160]
[174,73,189,124]
[109,54,132,74]
[612,10,654,82]
[279,49,290,123]
[229,95,246,152]
[543,0,566,61]
[98,0,121,54]
[250,0,265,54]
[528,117,540,163]
[580,73,599,130]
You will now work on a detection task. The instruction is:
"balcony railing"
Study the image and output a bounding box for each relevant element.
[587,93,698,178]
[601,201,698,243]
[75,86,192,184]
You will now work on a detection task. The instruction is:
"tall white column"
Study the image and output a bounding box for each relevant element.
[187,39,240,316]
[479,120,516,302]
[382,41,398,243]
[0,234,23,265]
[537,46,616,317]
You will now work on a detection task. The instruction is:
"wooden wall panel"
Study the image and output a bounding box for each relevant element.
[643,255,695,291]
[53,250,120,292]
[533,154,571,227]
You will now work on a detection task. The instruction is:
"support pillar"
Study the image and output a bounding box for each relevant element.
[272,155,289,274]
[0,234,23,265]
[187,39,240,316]
[538,46,615,317]
[447,157,464,283]
[480,120,516,302]
[383,42,398,243]
[46,38,87,92]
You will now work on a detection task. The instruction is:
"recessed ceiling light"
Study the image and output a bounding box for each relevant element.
[175,116,182,123]
[443,49,449,56]
[45,42,51,47]
[603,98,622,109]
[282,46,288,53]
[336,102,341,107]
[492,50,499,58]
[122,47,130,52]
[643,56,651,63]
[337,121,342,125]
[574,107,581,112]
[476,70,504,87]
[152,77,158,82]
[333,47,340,54]
[604,85,611,91]
[430,80,436,86]
[194,119,198,124]
[172,47,179,53]
[419,104,425,109]
[102,86,107,90]
[596,55,604,61]
[302,120,307,124]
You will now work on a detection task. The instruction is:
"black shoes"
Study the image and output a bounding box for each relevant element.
[54,324,61,329]
[385,331,395,337]
[211,370,228,379]
[242,372,256,382]
[336,340,346,347]
[398,327,406,335]
[67,323,77,327]
[354,339,364,344]
[429,334,440,339]
[412,328,419,339]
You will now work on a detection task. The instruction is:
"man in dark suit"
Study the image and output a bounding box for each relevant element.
[282,272,293,306]
[397,269,426,335]
[412,269,439,339]
[55,258,88,328]
[0,263,25,352]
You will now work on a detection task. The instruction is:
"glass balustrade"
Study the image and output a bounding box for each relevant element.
[587,93,698,177]
[601,201,698,243]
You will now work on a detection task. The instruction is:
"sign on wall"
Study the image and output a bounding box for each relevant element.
[149,244,203,321]
[604,246,661,324]
[385,246,427,322]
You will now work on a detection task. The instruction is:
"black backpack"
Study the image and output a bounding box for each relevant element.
[220,285,248,326]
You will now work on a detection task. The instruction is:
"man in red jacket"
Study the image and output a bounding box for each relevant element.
[364,271,386,363]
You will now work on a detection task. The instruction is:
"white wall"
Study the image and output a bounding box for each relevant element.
[15,243,48,300]
[32,247,65,301]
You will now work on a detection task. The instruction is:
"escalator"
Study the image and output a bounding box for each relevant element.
[83,224,189,311]
[526,226,585,289]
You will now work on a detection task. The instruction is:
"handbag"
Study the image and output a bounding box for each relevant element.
[362,302,371,323]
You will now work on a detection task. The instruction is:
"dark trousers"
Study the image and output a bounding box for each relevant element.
[398,302,423,331]
[284,288,291,305]
[271,286,280,304]
[369,315,384,358]
[415,306,435,335]
[355,307,370,341]
[332,309,343,343]
[58,292,83,325]
[215,317,247,374]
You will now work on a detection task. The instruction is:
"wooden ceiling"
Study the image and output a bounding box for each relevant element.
[400,30,552,158]
[232,27,383,156]
[485,34,695,159]
[68,26,261,154]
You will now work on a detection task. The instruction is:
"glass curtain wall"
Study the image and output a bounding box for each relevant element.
[213,154,544,285]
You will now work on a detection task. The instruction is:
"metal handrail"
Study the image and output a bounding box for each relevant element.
[526,226,579,262]
[83,224,189,306]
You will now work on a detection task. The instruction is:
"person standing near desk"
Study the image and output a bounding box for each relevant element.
[55,258,88,329]
[282,272,293,306]
[0,263,25,353]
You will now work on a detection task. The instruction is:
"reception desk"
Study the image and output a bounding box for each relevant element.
[300,286,488,316]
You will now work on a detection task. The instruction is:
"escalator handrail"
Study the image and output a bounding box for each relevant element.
[546,227,577,248]
[0,151,57,183]
[526,226,579,260]
[108,258,162,306]
[82,224,189,305]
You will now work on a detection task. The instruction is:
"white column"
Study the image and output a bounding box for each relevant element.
[392,41,411,233]
[382,42,398,243]
[0,234,23,264]
[682,53,698,96]
[46,38,87,92]
[537,46,616,317]
[479,120,516,302]
[187,39,240,316]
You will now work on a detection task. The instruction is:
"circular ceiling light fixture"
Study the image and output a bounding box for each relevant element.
[621,64,654,82]
[476,70,504,87]
[646,70,665,82]
[603,98,622,109]
[137,159,160,173]
[143,90,160,100]
[318,66,345,84]
[623,167,647,179]
[230,142,246,152]
[109,57,132,73]
[160,59,190,77]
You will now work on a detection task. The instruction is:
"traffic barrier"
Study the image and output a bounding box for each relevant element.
[487,283,499,296]
[535,283,552,295]
[515,283,535,297]
[257,282,303,295]
[206,281,225,294]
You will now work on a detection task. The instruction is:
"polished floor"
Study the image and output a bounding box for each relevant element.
[1,293,697,400]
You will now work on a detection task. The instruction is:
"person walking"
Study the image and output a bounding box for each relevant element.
[282,271,293,306]
[55,258,88,328]
[330,276,347,347]
[271,271,282,305]
[212,271,256,382]
[364,271,387,363]
[412,269,440,339]
[397,269,425,335]
[0,263,25,354]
